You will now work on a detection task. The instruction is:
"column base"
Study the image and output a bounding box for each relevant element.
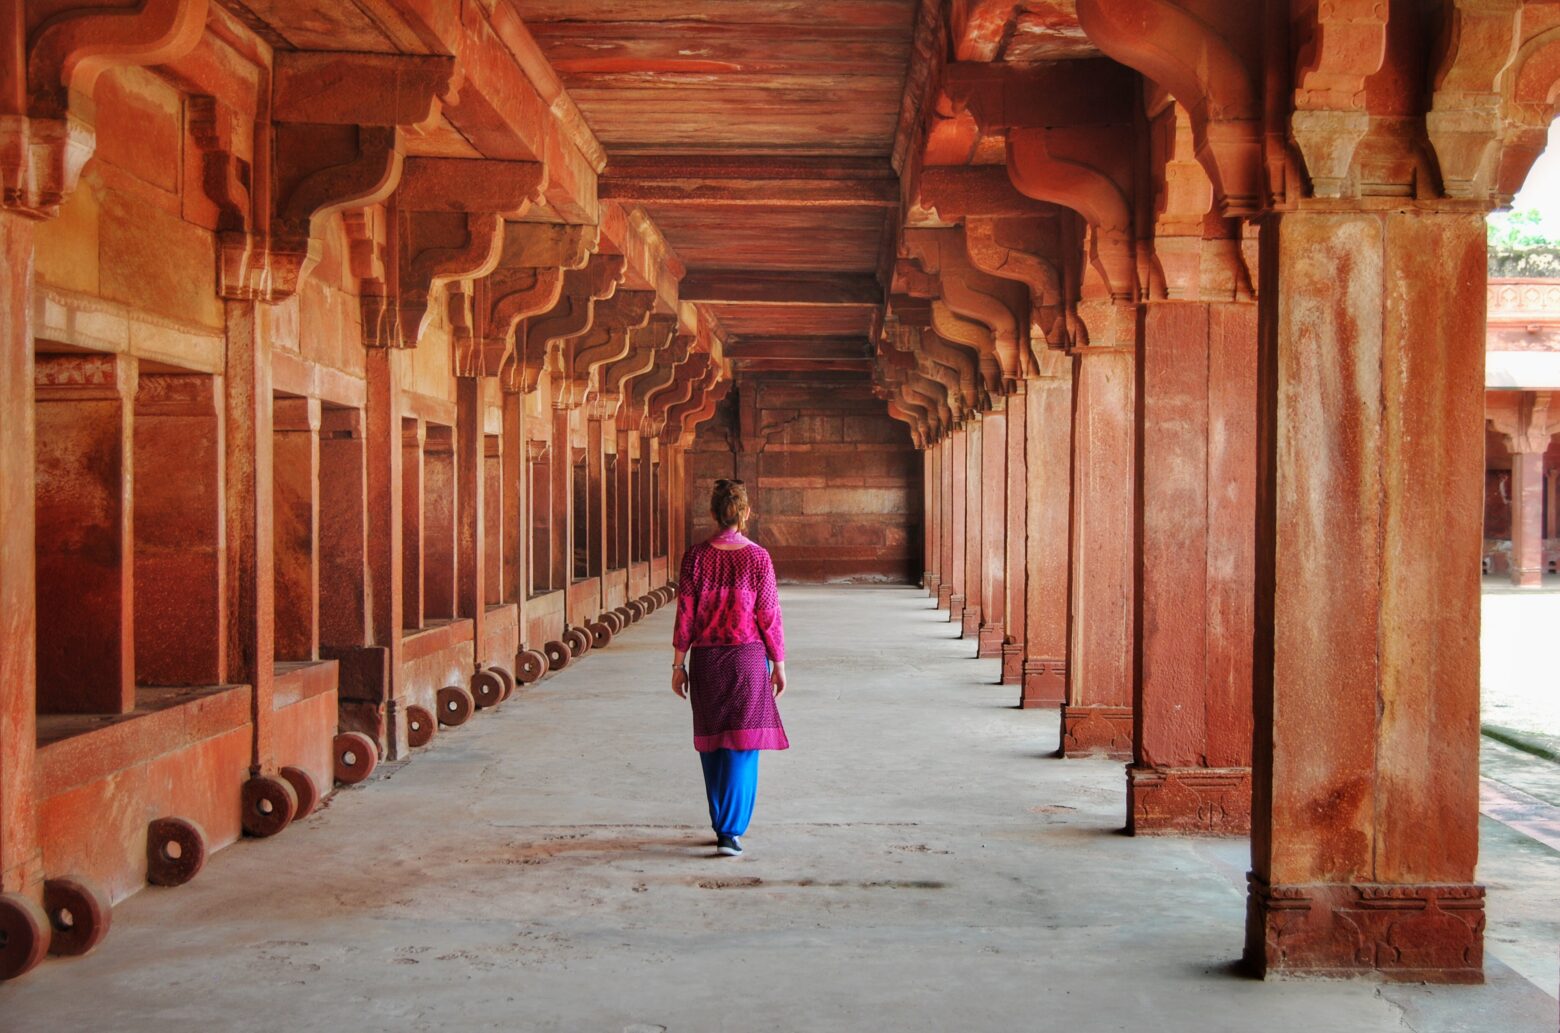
[1127,765,1251,836]
[923,573,941,598]
[977,621,1004,658]
[960,604,981,640]
[1060,704,1132,758]
[1244,874,1484,983]
[1020,658,1065,708]
[1000,642,1022,685]
[1511,565,1544,588]
[948,593,965,624]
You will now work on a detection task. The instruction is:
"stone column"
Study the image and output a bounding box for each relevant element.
[923,446,940,595]
[947,427,968,623]
[1002,384,1027,684]
[1546,467,1558,541]
[1503,397,1554,589]
[225,300,277,772]
[421,425,458,621]
[34,354,136,715]
[1129,300,1256,834]
[455,377,486,636]
[550,408,572,593]
[361,349,405,755]
[0,213,40,894]
[1247,209,1486,982]
[272,396,321,662]
[977,408,1007,659]
[937,438,955,609]
[1062,344,1135,758]
[615,428,633,574]
[638,433,656,563]
[586,415,607,580]
[401,418,426,629]
[961,420,984,639]
[501,391,526,612]
[319,407,369,651]
[1022,353,1072,708]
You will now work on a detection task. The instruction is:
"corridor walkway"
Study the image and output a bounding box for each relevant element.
[0,587,1551,1032]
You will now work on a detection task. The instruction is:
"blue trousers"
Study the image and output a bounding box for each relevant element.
[699,749,759,836]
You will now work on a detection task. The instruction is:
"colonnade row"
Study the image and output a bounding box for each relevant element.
[0,0,731,979]
[866,0,1560,985]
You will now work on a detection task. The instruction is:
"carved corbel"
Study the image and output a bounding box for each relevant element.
[568,289,657,407]
[1288,0,1390,198]
[468,223,595,381]
[1426,0,1523,201]
[1006,126,1138,302]
[1489,391,1556,455]
[1076,0,1264,215]
[2,0,208,218]
[1495,19,1560,204]
[601,313,677,419]
[648,354,711,432]
[963,216,1072,364]
[627,331,694,430]
[1142,100,1250,303]
[904,225,1028,390]
[882,396,929,449]
[669,377,732,447]
[519,254,625,396]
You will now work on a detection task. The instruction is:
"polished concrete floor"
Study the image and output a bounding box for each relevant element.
[2,585,1554,1032]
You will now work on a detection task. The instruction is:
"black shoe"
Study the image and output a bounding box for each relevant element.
[716,834,743,856]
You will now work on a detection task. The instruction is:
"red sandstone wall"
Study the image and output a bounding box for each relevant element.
[686,374,922,583]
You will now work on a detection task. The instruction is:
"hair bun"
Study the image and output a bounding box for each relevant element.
[709,478,750,530]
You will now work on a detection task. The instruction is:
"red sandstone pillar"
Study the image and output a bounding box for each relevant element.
[1129,301,1256,834]
[361,349,405,755]
[34,353,136,714]
[224,300,278,772]
[961,420,983,639]
[319,407,369,649]
[1247,209,1486,981]
[135,373,226,685]
[1021,354,1072,707]
[615,428,633,575]
[937,439,954,608]
[947,428,968,623]
[455,377,486,639]
[1002,384,1027,684]
[917,446,929,599]
[501,391,526,612]
[551,408,573,598]
[639,433,655,563]
[0,213,40,894]
[483,432,503,607]
[1062,345,1134,758]
[1503,397,1553,589]
[586,416,607,582]
[1546,467,1558,541]
[401,418,426,629]
[272,396,321,662]
[422,425,458,621]
[977,409,1007,659]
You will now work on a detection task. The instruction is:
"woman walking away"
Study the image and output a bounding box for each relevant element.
[672,478,789,857]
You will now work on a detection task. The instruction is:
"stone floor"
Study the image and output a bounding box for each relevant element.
[1482,574,1560,755]
[2,585,1555,1032]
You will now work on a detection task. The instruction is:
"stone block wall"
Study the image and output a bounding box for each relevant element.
[686,374,921,582]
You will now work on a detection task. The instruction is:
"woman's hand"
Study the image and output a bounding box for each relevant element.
[672,666,688,699]
[771,661,787,700]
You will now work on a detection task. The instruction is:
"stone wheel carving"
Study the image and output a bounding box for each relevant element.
[333,732,379,785]
[0,893,49,980]
[563,625,591,656]
[436,685,475,727]
[279,766,320,819]
[470,668,506,709]
[405,704,436,747]
[241,775,298,838]
[543,639,573,672]
[516,650,548,684]
[43,877,111,957]
[146,817,207,887]
[588,619,613,648]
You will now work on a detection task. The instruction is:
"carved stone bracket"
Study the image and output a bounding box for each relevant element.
[566,289,657,408]
[519,254,625,397]
[4,0,209,218]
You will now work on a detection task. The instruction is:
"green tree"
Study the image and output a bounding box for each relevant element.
[1487,208,1556,249]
